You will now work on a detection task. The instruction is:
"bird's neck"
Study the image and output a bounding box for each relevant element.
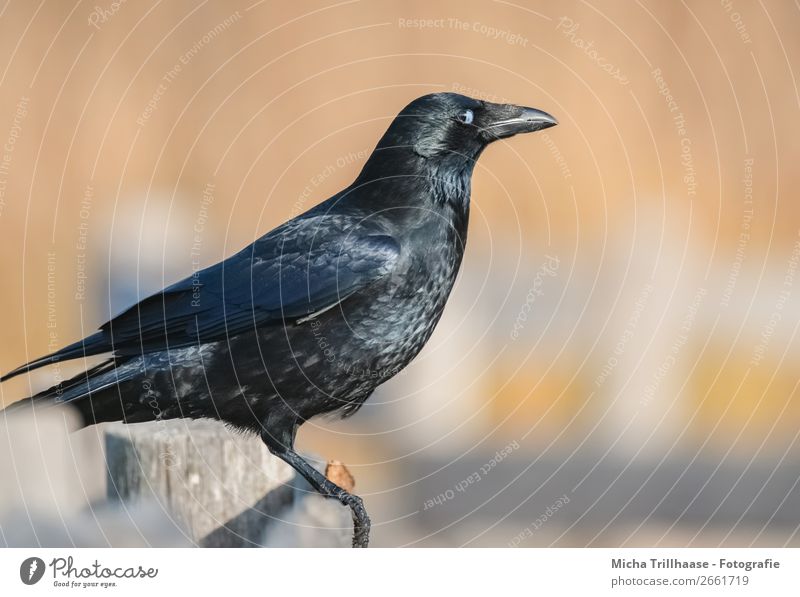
[424,154,474,209]
[347,148,473,252]
[354,146,475,209]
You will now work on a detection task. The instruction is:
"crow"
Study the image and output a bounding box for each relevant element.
[1,93,556,547]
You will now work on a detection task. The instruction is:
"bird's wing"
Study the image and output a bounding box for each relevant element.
[104,214,401,354]
[0,215,400,382]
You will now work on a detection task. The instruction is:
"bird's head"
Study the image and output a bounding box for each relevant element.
[351,93,558,210]
[375,92,558,164]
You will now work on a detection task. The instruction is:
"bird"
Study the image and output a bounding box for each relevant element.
[1,92,557,547]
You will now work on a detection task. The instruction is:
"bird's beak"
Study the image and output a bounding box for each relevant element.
[480,104,558,140]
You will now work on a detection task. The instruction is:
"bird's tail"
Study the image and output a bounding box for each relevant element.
[0,331,110,383]
[1,357,131,425]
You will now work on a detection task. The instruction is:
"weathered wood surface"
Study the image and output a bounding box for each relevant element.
[105,420,298,547]
[0,407,190,547]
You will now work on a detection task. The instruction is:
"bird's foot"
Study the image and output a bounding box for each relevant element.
[262,430,371,548]
[338,491,370,548]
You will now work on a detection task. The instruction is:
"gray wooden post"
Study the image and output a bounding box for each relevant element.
[105,420,297,547]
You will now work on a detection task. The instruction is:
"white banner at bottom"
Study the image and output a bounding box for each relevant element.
[0,548,797,596]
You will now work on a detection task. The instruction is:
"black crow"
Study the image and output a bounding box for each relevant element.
[1,93,557,547]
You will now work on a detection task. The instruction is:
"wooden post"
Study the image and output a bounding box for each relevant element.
[105,420,297,547]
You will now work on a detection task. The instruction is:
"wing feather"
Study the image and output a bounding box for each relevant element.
[1,215,400,381]
[106,215,399,353]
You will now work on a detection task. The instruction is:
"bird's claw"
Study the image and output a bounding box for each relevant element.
[339,492,370,548]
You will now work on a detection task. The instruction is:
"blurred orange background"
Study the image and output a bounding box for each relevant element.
[1,0,799,547]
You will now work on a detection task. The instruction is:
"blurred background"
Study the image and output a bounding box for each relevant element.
[0,0,799,547]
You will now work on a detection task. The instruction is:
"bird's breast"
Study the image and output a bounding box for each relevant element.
[251,210,470,417]
[342,227,465,371]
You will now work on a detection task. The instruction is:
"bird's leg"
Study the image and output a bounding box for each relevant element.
[260,418,371,548]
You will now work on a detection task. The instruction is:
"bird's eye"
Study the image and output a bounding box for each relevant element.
[456,109,474,125]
